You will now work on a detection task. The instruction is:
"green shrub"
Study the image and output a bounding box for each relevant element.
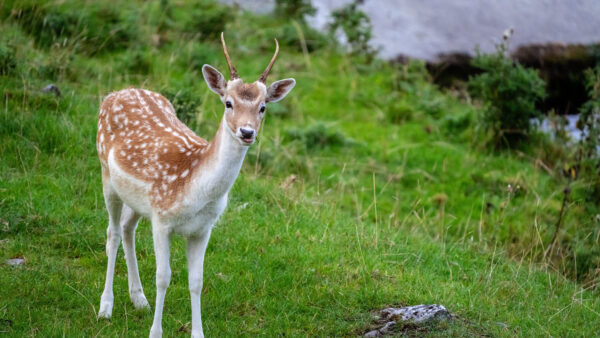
[274,0,316,21]
[275,21,328,53]
[8,0,139,54]
[0,43,17,76]
[575,66,600,203]
[34,48,75,81]
[162,88,202,125]
[80,3,140,54]
[178,0,229,40]
[120,46,153,74]
[328,0,375,59]
[468,36,546,148]
[266,101,293,119]
[187,42,221,72]
[286,123,352,150]
[10,1,79,48]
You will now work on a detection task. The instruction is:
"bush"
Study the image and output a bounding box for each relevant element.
[34,48,75,81]
[274,0,316,21]
[286,123,352,150]
[187,42,221,72]
[575,66,600,203]
[7,0,139,55]
[120,46,153,74]
[328,0,375,59]
[10,1,79,48]
[468,33,546,148]
[276,21,329,53]
[178,0,229,40]
[80,3,139,54]
[0,43,17,76]
[162,88,202,125]
[385,96,414,123]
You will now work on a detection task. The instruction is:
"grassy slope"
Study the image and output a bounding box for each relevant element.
[1,1,599,336]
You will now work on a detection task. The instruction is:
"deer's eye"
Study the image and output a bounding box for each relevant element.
[259,106,266,113]
[226,101,233,109]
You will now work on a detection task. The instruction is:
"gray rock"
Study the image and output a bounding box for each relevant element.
[364,304,451,337]
[6,258,25,266]
[42,84,61,97]
[380,304,451,323]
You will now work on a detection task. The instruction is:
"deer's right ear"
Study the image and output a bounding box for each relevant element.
[202,64,227,96]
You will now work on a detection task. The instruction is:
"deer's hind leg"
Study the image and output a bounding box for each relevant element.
[120,204,150,310]
[98,180,123,319]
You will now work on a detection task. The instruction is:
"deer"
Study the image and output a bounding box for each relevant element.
[95,33,295,338]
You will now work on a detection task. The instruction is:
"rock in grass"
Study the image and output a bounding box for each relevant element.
[6,258,25,266]
[42,84,61,97]
[365,304,451,336]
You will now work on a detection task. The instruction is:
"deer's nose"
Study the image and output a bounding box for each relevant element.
[240,128,254,139]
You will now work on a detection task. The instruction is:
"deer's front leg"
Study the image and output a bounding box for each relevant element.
[150,225,171,338]
[187,229,212,338]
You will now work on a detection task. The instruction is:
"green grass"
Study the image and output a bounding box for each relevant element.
[1,0,599,336]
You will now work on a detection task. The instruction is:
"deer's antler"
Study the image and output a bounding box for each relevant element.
[220,32,239,80]
[258,38,279,83]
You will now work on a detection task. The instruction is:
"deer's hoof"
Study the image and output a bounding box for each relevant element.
[131,291,150,310]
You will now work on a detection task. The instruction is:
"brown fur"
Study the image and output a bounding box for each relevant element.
[236,83,261,101]
[97,88,219,210]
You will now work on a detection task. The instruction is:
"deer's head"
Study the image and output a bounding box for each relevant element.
[202,33,296,146]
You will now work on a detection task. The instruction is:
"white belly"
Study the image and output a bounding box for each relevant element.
[106,150,229,236]
[107,150,153,217]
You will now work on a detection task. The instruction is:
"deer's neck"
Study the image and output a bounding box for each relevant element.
[190,116,248,202]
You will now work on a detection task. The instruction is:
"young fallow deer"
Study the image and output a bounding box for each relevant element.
[96,33,295,337]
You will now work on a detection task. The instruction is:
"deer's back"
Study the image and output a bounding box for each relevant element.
[97,88,211,210]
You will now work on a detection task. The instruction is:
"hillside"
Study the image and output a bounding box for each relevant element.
[1,1,599,336]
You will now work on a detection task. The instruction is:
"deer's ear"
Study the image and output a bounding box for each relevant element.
[266,78,296,103]
[202,64,227,96]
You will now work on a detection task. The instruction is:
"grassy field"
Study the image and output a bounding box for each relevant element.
[1,0,599,336]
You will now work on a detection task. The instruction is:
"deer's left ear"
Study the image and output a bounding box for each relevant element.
[202,64,227,97]
[266,78,296,103]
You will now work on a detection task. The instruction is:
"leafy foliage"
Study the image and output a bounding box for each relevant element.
[276,21,329,53]
[286,123,353,150]
[274,0,316,21]
[328,0,375,59]
[162,88,202,125]
[575,66,600,202]
[469,37,546,148]
[178,0,229,40]
[5,0,140,55]
[0,42,17,76]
